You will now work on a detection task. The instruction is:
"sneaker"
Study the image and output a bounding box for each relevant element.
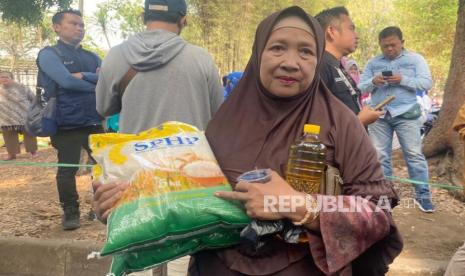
[62,206,80,230]
[414,198,435,213]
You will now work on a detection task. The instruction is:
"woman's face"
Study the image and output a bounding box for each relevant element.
[260,23,317,97]
[0,73,13,86]
[349,64,359,75]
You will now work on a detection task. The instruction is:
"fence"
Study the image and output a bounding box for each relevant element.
[0,61,38,91]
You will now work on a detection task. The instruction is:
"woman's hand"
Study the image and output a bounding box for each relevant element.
[215,170,306,221]
[92,181,129,223]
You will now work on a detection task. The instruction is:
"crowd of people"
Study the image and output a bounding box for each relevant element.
[1,0,464,275]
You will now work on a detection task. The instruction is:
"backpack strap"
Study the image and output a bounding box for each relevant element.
[36,46,64,69]
[36,45,59,63]
[36,45,65,98]
[49,46,64,60]
[117,67,138,101]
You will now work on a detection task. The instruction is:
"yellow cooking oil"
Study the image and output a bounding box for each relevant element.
[286,124,326,194]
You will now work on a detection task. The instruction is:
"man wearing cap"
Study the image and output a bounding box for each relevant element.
[96,0,223,134]
[95,0,223,275]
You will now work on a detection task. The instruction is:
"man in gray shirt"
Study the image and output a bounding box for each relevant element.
[96,0,223,134]
[95,0,223,275]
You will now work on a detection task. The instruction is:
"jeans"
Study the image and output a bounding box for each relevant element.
[368,115,431,200]
[50,125,103,208]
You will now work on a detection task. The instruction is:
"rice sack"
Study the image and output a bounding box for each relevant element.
[109,227,240,276]
[90,122,250,270]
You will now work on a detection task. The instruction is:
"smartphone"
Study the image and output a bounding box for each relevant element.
[374,95,396,111]
[382,70,393,77]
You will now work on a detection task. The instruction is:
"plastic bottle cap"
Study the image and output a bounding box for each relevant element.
[304,124,320,134]
[237,169,272,183]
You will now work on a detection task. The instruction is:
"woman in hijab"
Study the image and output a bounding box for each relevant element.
[189,6,402,276]
[343,58,370,107]
[343,59,361,84]
[93,6,402,275]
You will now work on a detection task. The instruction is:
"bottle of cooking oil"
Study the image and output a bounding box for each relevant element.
[286,124,326,194]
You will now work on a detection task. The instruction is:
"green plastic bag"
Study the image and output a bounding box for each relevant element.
[90,122,250,275]
[109,227,242,276]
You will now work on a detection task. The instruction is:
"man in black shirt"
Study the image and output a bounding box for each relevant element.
[316,7,382,126]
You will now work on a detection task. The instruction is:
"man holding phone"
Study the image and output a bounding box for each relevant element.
[359,26,434,212]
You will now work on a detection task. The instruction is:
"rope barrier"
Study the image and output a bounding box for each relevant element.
[386,175,463,190]
[0,160,463,190]
[0,160,92,168]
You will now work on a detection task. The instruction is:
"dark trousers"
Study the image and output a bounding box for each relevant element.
[50,125,103,208]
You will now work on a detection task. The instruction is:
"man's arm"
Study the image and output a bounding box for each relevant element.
[80,72,99,84]
[38,48,96,92]
[79,53,102,84]
[358,60,379,93]
[398,55,432,91]
[96,50,124,117]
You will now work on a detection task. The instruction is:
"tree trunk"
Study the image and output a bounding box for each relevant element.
[423,0,465,159]
[9,55,16,71]
[103,31,112,49]
[423,0,465,190]
[79,0,84,15]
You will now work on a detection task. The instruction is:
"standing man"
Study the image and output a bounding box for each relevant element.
[359,26,434,212]
[37,9,103,230]
[316,7,382,126]
[95,0,223,275]
[96,0,223,134]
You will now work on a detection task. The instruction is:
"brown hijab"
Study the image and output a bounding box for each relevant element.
[206,6,384,186]
[201,6,402,275]
[206,6,328,184]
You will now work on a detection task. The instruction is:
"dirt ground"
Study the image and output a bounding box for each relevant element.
[390,152,465,263]
[0,145,464,270]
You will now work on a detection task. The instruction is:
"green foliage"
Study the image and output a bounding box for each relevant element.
[0,19,50,68]
[89,2,116,48]
[183,0,348,74]
[393,0,457,92]
[113,1,144,39]
[81,36,108,59]
[88,0,144,44]
[347,0,396,67]
[181,0,459,88]
[0,0,72,25]
[0,0,460,91]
